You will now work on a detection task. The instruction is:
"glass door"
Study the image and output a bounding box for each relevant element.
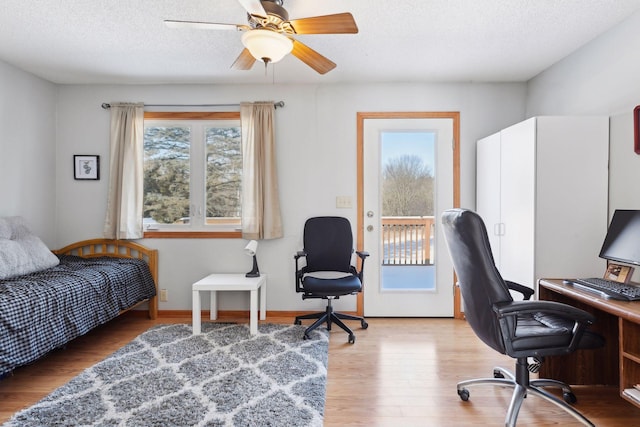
[363,118,454,317]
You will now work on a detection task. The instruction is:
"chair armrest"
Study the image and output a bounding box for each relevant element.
[356,251,369,259]
[294,251,307,293]
[504,280,534,300]
[493,300,596,325]
[494,300,600,357]
[354,251,369,281]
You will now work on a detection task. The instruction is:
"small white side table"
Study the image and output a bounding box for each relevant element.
[192,273,267,335]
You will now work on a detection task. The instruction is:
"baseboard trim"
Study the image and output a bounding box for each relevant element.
[155,309,359,318]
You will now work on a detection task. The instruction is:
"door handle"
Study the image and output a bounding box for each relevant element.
[367,211,374,218]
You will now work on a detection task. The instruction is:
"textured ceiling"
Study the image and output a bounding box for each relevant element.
[1,0,640,85]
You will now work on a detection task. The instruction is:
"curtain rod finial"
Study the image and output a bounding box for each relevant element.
[101,103,111,109]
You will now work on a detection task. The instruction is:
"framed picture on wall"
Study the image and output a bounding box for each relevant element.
[634,105,640,154]
[74,155,100,180]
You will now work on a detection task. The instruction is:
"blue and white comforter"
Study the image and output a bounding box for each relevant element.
[0,255,156,376]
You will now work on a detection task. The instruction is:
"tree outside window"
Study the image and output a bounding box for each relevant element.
[382,154,434,217]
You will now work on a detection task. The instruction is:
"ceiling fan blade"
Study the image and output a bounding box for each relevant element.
[164,20,248,31]
[289,13,358,34]
[231,48,257,70]
[237,0,267,17]
[291,39,336,74]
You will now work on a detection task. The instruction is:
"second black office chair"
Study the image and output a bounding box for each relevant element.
[294,216,369,343]
[441,208,604,427]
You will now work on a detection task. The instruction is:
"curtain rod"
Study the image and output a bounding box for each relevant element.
[101,101,285,109]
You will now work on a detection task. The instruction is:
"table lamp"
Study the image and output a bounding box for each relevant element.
[244,240,260,277]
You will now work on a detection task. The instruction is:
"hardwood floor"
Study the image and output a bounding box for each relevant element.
[2,314,640,426]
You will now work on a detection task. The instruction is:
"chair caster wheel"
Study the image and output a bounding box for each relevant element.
[303,333,310,340]
[294,319,302,325]
[348,334,355,344]
[563,391,577,404]
[361,320,368,329]
[458,388,470,401]
[493,369,505,379]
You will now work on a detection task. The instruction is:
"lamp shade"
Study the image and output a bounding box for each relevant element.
[244,240,258,256]
[241,29,293,63]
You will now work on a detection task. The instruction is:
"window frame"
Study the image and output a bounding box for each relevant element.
[143,111,242,239]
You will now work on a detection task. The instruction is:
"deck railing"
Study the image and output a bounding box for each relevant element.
[382,216,434,265]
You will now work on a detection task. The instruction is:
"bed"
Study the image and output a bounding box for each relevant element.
[0,228,158,377]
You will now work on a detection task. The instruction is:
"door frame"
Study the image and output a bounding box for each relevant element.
[356,111,462,319]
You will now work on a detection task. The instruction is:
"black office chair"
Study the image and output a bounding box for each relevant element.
[441,208,604,427]
[294,216,369,343]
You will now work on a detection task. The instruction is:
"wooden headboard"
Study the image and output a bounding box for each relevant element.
[53,239,159,319]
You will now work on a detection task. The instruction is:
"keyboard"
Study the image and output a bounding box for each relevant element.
[569,277,640,301]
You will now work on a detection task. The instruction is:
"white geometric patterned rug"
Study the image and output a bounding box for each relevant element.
[3,323,329,427]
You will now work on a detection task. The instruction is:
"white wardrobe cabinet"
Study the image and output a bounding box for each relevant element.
[476,116,609,296]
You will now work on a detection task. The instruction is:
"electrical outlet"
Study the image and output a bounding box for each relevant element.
[159,289,168,302]
[336,196,352,209]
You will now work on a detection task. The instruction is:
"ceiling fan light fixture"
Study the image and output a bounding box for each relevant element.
[241,29,293,63]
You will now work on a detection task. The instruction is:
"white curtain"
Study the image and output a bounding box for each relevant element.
[241,102,283,240]
[103,102,145,239]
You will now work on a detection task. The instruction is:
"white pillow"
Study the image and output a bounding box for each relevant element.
[0,216,60,280]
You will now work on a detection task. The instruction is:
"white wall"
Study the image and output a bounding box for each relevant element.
[55,82,526,311]
[0,60,58,245]
[527,10,640,214]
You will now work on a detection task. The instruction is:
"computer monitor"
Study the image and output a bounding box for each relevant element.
[599,209,640,266]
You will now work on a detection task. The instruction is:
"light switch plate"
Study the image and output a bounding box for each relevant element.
[336,196,353,209]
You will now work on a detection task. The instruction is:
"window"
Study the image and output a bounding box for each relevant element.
[143,112,242,238]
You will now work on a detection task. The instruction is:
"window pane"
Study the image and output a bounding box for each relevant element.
[143,126,191,225]
[380,131,436,291]
[205,126,242,226]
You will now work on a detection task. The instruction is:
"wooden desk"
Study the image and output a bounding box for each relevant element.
[539,278,640,408]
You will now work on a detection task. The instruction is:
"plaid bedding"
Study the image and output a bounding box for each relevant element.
[0,255,156,376]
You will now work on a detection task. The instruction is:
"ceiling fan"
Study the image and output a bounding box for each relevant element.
[164,0,358,74]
